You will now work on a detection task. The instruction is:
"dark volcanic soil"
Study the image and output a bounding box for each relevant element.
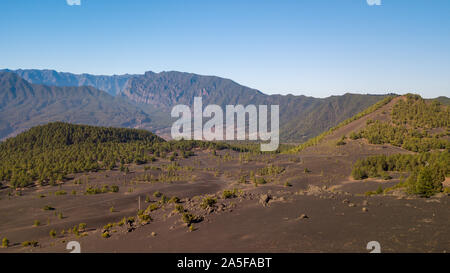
[0,144,449,253]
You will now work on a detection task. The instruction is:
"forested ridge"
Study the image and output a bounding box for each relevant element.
[351,94,450,197]
[0,122,239,189]
[350,94,449,152]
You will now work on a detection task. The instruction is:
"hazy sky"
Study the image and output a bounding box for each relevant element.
[1,0,449,98]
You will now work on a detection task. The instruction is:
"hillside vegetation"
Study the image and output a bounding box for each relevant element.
[0,122,258,189]
[0,122,164,188]
[350,94,449,152]
[351,94,449,197]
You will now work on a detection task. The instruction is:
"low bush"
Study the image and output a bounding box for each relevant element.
[181,213,203,226]
[22,240,38,247]
[43,205,55,211]
[222,189,238,199]
[153,191,162,198]
[200,197,217,209]
[2,238,9,248]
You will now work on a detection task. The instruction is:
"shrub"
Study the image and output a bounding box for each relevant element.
[364,191,376,196]
[102,231,110,238]
[200,197,217,209]
[182,213,202,226]
[22,240,38,247]
[127,217,135,224]
[336,136,346,146]
[349,131,362,140]
[159,195,169,204]
[169,196,180,203]
[255,177,266,185]
[86,185,119,194]
[117,217,126,226]
[103,223,114,230]
[85,186,102,195]
[138,213,152,223]
[238,175,247,184]
[153,191,162,198]
[257,165,285,176]
[376,186,384,194]
[110,185,119,193]
[43,205,55,211]
[2,238,9,248]
[72,225,80,236]
[78,223,87,231]
[381,172,392,180]
[49,229,57,238]
[146,203,159,212]
[54,190,67,196]
[222,189,237,199]
[33,220,40,227]
[101,185,110,193]
[174,204,185,213]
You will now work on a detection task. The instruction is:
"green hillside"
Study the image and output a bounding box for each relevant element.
[350,94,449,152]
[0,122,165,188]
[351,94,449,197]
[0,122,242,189]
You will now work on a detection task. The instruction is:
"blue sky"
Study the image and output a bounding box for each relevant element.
[0,0,449,98]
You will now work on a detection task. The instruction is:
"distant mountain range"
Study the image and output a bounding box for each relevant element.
[0,72,152,140]
[119,71,392,141]
[2,68,438,143]
[1,69,135,96]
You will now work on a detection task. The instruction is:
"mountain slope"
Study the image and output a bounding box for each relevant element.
[0,122,165,188]
[1,69,135,96]
[120,71,392,142]
[7,69,446,143]
[0,72,153,140]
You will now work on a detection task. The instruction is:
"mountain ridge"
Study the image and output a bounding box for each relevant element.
[0,72,153,140]
[119,70,393,142]
[3,69,447,143]
[0,69,136,96]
